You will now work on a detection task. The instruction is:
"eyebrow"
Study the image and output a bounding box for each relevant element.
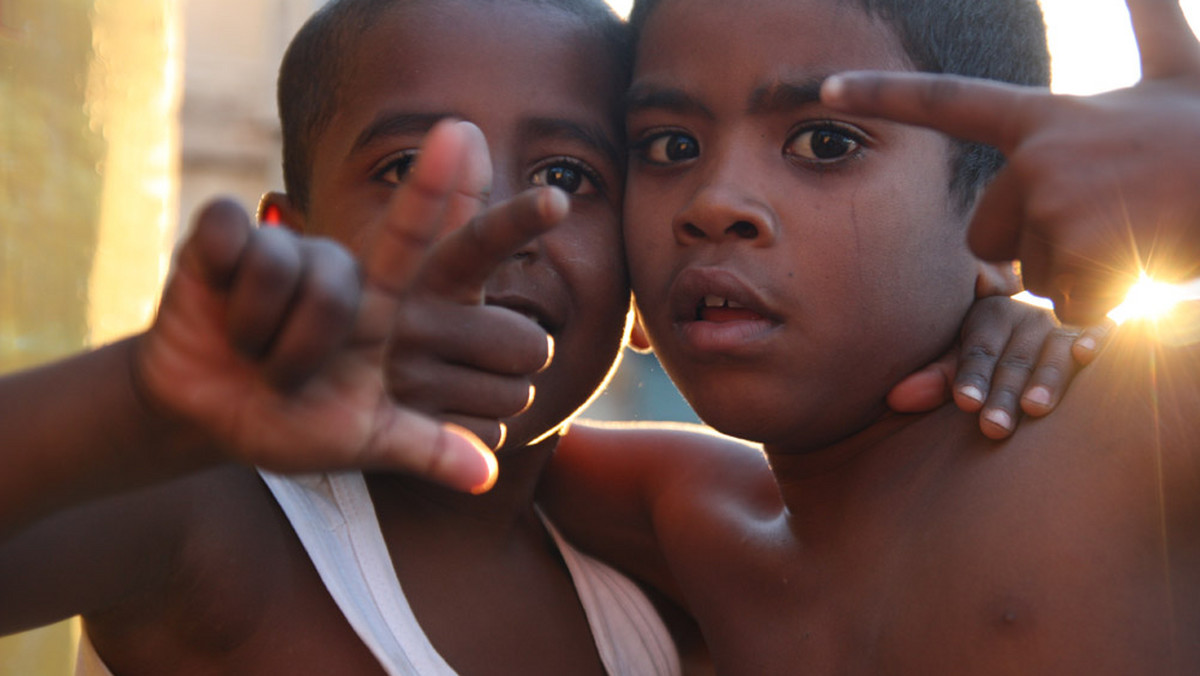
[747,77,828,115]
[624,84,715,120]
[350,111,451,154]
[520,117,623,173]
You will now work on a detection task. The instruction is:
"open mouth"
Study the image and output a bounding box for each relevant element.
[665,267,781,352]
[697,295,767,323]
[670,267,778,324]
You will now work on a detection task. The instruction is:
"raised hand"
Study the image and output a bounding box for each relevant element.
[383,171,567,451]
[823,0,1200,326]
[135,121,562,492]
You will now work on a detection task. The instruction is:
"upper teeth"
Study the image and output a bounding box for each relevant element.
[703,295,745,309]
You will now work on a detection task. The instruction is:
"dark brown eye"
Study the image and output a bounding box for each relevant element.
[373,152,419,185]
[640,132,700,164]
[531,159,598,196]
[787,127,861,162]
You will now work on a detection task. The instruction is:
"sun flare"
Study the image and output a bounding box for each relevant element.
[1108,274,1189,325]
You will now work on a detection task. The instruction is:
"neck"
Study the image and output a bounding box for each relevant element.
[365,432,560,536]
[763,404,969,541]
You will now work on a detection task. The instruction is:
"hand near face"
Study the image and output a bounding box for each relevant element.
[383,145,569,452]
[888,295,1112,439]
[823,0,1200,326]
[135,121,560,492]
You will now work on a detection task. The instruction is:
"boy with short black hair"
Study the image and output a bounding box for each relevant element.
[542,0,1200,672]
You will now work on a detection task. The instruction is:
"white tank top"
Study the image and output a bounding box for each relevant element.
[257,470,681,676]
[77,471,681,676]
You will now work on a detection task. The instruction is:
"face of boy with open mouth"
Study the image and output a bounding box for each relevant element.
[624,0,982,450]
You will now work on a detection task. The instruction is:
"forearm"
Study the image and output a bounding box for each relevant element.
[0,336,216,535]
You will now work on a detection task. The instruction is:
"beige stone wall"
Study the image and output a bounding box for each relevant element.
[178,0,323,231]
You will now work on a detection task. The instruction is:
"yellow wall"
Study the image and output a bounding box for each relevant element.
[0,0,179,672]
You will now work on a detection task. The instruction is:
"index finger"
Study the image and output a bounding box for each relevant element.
[1127,0,1200,79]
[364,120,489,295]
[821,71,1051,154]
[417,187,569,299]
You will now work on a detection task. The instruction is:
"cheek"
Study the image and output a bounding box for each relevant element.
[560,218,629,329]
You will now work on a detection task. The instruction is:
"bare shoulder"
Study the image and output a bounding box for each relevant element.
[81,465,304,666]
[1003,307,1200,512]
[1059,310,1200,452]
[83,466,388,674]
[0,463,210,637]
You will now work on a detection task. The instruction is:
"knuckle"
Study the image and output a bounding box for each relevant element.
[962,343,1000,363]
[996,354,1035,375]
[1033,363,1067,383]
[300,274,356,326]
[246,235,301,288]
[920,77,964,111]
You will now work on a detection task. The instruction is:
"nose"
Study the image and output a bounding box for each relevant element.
[672,170,777,247]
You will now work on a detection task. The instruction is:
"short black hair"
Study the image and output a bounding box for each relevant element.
[628,0,1051,212]
[277,0,631,212]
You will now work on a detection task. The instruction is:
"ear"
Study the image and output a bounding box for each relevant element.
[975,259,1023,298]
[628,305,653,353]
[257,191,306,234]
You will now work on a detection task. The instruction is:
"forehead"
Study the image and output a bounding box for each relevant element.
[318,2,623,160]
[635,0,910,96]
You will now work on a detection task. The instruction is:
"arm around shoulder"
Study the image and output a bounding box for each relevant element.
[540,420,770,600]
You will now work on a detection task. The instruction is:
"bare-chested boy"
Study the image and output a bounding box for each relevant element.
[539,0,1200,673]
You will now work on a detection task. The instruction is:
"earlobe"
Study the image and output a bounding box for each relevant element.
[628,305,653,353]
[975,260,1023,298]
[257,191,306,234]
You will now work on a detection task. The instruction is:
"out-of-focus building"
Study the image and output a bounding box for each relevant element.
[178,0,322,228]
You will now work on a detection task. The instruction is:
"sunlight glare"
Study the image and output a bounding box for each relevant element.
[605,0,631,19]
[1015,275,1200,328]
[1108,274,1188,325]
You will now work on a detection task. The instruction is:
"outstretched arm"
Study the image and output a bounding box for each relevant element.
[0,120,562,535]
[822,0,1200,326]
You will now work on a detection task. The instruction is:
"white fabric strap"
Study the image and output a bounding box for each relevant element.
[260,470,455,676]
[539,510,682,676]
[260,470,681,676]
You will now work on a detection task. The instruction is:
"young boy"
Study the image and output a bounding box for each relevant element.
[540,0,1200,673]
[2,1,690,673]
[0,1,1099,674]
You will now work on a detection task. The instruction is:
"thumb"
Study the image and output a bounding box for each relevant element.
[359,412,499,494]
[887,351,955,413]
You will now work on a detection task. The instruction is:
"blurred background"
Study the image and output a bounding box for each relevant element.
[1,0,1198,672]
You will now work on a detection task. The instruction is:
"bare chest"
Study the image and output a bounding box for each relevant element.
[680,441,1200,675]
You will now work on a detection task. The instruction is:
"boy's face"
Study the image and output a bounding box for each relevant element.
[300,1,630,450]
[624,0,983,449]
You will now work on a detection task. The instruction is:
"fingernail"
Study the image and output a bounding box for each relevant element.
[538,333,555,373]
[453,121,492,194]
[821,75,845,103]
[958,384,985,405]
[469,449,499,495]
[539,187,570,221]
[984,408,1012,432]
[1076,336,1097,352]
[444,425,499,494]
[1024,386,1052,408]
